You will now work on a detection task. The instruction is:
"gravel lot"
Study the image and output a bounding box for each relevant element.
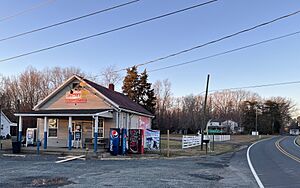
[0,147,257,188]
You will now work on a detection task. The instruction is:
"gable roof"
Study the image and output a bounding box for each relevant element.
[33,75,153,117]
[1,111,12,124]
[33,75,81,110]
[83,78,153,116]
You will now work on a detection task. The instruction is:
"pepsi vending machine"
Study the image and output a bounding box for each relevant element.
[109,128,120,156]
[128,129,144,154]
[120,128,127,155]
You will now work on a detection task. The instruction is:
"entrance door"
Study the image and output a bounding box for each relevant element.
[72,122,82,148]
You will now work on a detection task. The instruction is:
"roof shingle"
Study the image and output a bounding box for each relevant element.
[84,79,153,116]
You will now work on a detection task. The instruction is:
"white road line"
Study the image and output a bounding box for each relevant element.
[247,138,272,188]
[294,136,300,149]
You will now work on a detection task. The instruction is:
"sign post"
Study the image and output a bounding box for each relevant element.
[167,130,170,157]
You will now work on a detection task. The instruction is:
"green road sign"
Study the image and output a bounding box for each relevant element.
[208,129,222,134]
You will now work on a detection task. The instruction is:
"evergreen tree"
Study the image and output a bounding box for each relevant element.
[138,70,156,114]
[122,66,139,102]
[122,67,156,114]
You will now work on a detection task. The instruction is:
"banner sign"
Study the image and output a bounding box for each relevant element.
[145,129,160,150]
[65,90,88,103]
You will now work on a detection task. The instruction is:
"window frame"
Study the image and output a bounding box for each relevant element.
[92,118,104,138]
[48,118,58,138]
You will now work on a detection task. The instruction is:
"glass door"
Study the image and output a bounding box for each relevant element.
[72,122,82,148]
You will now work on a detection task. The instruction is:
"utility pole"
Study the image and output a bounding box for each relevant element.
[201,74,210,151]
[255,106,258,134]
[0,104,2,150]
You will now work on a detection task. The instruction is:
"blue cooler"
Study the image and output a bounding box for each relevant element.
[120,128,127,155]
[109,128,120,156]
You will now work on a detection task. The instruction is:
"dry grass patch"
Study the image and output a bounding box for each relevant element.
[153,135,273,157]
[157,140,234,157]
[228,135,272,144]
[0,139,12,150]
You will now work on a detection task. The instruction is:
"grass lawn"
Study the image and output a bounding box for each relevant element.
[227,135,272,144]
[151,135,272,157]
[161,134,186,139]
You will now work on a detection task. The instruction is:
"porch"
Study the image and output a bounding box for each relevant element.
[15,109,114,153]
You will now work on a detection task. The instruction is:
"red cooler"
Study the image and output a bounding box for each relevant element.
[128,129,144,154]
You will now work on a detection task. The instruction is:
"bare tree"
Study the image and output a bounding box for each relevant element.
[45,66,85,89]
[99,65,122,87]
[153,79,172,130]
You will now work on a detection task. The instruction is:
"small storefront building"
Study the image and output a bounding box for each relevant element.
[15,75,154,152]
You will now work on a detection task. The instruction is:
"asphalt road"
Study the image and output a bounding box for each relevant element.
[0,147,257,188]
[249,136,300,188]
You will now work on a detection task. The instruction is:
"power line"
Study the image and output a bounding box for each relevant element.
[130,9,300,70]
[204,80,300,94]
[148,30,300,73]
[0,0,56,22]
[108,9,300,74]
[0,0,140,43]
[0,0,218,63]
[91,10,300,77]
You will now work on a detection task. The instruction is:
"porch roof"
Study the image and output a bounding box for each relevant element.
[14,109,113,118]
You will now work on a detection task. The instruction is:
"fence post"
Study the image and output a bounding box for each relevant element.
[212,133,215,151]
[160,131,162,156]
[167,130,170,157]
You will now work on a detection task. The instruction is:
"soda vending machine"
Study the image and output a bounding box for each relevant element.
[128,129,144,154]
[109,128,120,156]
[120,128,127,155]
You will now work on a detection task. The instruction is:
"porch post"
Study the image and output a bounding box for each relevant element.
[116,112,119,128]
[18,116,22,142]
[126,114,129,130]
[94,116,98,153]
[68,116,72,150]
[43,116,48,149]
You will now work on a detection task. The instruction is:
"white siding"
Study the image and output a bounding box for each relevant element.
[1,112,12,137]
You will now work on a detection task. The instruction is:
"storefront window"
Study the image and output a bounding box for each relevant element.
[92,119,104,138]
[48,119,58,137]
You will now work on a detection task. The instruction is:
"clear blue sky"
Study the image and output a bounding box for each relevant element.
[0,0,300,113]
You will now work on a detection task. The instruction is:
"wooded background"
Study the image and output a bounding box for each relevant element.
[0,66,297,135]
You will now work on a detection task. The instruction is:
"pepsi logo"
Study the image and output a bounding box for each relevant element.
[111,130,118,138]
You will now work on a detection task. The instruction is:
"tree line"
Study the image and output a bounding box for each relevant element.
[0,66,85,122]
[153,79,297,134]
[0,66,297,135]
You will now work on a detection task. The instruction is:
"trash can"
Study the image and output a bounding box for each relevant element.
[12,141,21,154]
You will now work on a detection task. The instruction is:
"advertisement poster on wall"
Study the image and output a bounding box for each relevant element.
[138,116,151,130]
[145,129,160,150]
